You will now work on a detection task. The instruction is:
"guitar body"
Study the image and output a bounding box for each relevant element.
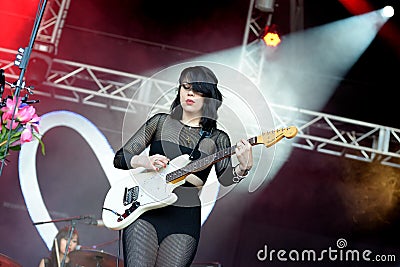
[102,155,191,230]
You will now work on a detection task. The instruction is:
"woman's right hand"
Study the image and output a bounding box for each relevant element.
[130,154,169,171]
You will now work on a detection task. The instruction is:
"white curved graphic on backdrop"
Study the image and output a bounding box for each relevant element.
[18,110,124,249]
[18,110,217,249]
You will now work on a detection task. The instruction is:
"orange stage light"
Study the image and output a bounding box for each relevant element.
[262,32,281,47]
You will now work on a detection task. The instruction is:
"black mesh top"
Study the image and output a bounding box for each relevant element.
[113,113,236,243]
[113,113,235,187]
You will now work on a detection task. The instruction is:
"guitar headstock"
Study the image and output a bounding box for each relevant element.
[255,126,298,148]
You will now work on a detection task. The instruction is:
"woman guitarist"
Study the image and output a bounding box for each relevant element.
[113,65,253,267]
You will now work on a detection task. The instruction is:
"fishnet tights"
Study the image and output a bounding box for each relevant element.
[123,219,197,267]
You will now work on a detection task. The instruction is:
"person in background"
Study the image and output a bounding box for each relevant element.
[38,225,79,267]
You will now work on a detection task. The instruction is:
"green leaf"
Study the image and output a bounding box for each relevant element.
[33,132,46,156]
[9,145,21,151]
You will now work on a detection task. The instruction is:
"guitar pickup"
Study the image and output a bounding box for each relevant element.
[123,186,139,206]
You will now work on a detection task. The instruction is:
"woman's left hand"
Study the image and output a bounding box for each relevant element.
[235,138,253,172]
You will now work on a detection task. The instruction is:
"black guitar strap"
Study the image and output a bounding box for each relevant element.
[189,129,211,160]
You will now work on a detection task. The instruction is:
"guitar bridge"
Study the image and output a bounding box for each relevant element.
[123,186,139,206]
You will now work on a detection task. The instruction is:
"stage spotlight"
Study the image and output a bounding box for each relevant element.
[262,24,281,47]
[255,0,275,12]
[25,51,53,88]
[381,6,394,18]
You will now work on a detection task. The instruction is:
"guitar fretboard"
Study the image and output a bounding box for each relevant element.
[165,136,257,183]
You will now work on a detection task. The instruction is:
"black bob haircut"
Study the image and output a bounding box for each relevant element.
[170,66,223,131]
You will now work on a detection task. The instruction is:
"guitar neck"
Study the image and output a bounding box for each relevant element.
[165,126,298,183]
[166,136,257,183]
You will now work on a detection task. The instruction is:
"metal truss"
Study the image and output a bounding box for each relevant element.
[35,0,71,55]
[236,0,400,168]
[239,0,270,85]
[0,47,175,113]
[270,104,400,168]
[1,47,399,168]
[240,0,304,85]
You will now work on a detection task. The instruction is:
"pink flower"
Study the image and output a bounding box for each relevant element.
[20,124,33,144]
[1,96,41,131]
[16,105,37,123]
[30,114,41,133]
[18,107,41,133]
[1,97,22,129]
[1,97,21,116]
[2,116,20,130]
[1,95,45,161]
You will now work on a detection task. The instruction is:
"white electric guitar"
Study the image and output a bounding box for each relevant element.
[102,126,298,230]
